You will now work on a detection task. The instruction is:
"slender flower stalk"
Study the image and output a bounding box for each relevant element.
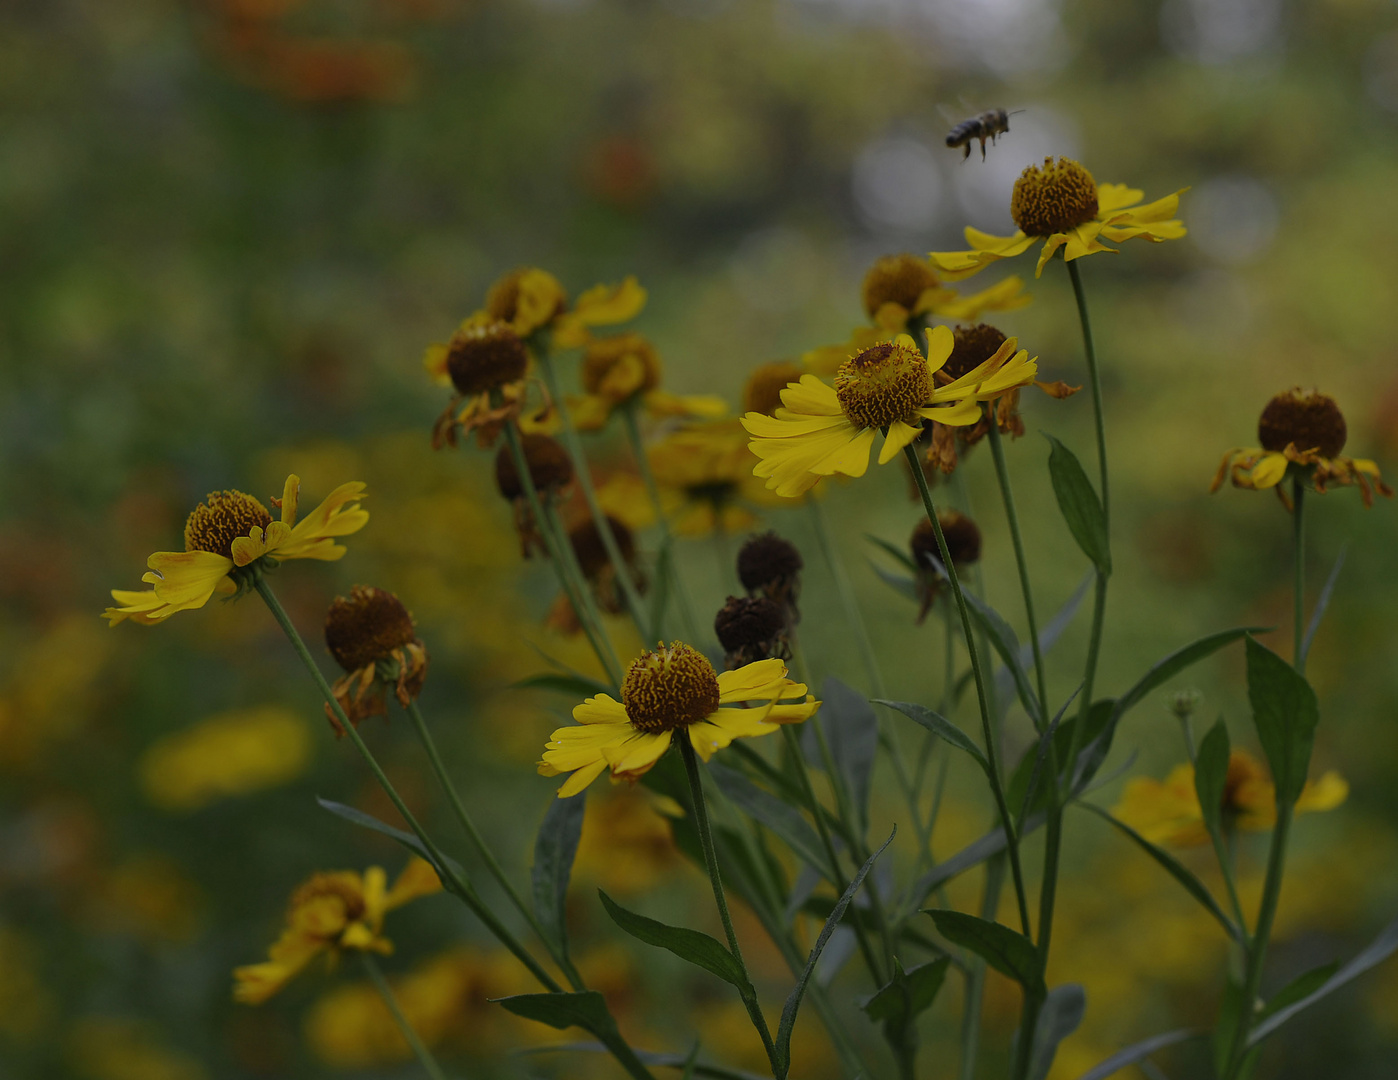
[360,953,449,1080]
[678,736,778,1072]
[904,444,1032,936]
[958,854,1007,1080]
[540,496,628,675]
[1294,478,1306,673]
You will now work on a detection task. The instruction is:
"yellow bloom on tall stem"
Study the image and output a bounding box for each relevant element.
[1112,749,1347,848]
[570,332,726,432]
[538,643,819,797]
[1212,387,1393,508]
[646,421,773,537]
[930,157,1187,280]
[233,858,442,1005]
[742,326,1037,498]
[104,475,368,626]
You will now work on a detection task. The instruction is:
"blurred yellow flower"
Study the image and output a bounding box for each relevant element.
[571,332,726,431]
[67,1017,207,1080]
[572,786,685,895]
[104,475,368,626]
[538,644,818,797]
[0,615,111,769]
[647,421,772,536]
[1113,748,1347,848]
[930,157,1186,279]
[90,854,205,943]
[233,858,442,1004]
[1211,387,1392,508]
[138,705,312,811]
[742,328,1035,498]
[0,927,54,1044]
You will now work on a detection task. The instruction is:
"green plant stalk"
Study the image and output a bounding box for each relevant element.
[536,349,651,637]
[361,952,449,1080]
[252,578,562,994]
[620,400,703,644]
[503,422,623,687]
[1293,478,1306,674]
[678,735,778,1072]
[1226,802,1294,1077]
[404,699,586,991]
[542,496,628,674]
[958,852,1006,1080]
[904,444,1032,936]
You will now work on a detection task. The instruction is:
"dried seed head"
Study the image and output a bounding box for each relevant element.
[910,511,982,571]
[183,490,274,559]
[834,341,931,431]
[860,254,941,319]
[714,595,786,655]
[945,323,1009,382]
[743,360,805,418]
[1011,157,1100,237]
[494,434,574,501]
[621,642,721,732]
[445,321,529,397]
[568,516,637,580]
[737,532,803,597]
[581,333,661,398]
[1257,388,1347,459]
[324,586,419,673]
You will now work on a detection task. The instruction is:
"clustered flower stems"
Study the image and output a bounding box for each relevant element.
[359,952,449,1080]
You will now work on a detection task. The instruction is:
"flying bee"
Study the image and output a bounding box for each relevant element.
[945,108,1022,161]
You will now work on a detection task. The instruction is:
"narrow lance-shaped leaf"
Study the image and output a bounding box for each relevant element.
[1074,1029,1202,1080]
[1301,544,1347,665]
[876,699,989,775]
[1194,721,1231,842]
[1028,983,1087,1080]
[808,678,878,834]
[709,763,831,882]
[926,909,1044,994]
[316,797,465,883]
[774,827,896,1078]
[1256,961,1338,1024]
[1045,433,1110,574]
[599,890,750,990]
[960,586,1044,728]
[1245,635,1320,806]
[532,790,586,956]
[860,956,951,1046]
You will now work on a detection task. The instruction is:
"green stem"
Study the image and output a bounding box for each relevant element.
[957,853,1005,1080]
[805,494,886,698]
[360,953,449,1080]
[536,349,651,638]
[904,444,1031,937]
[1066,259,1109,522]
[404,700,586,991]
[503,422,623,687]
[678,735,778,1072]
[542,496,628,678]
[1293,479,1306,674]
[253,577,562,994]
[620,400,703,643]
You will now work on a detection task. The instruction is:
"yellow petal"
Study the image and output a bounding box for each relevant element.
[385,857,444,910]
[556,759,609,798]
[1251,453,1289,489]
[878,419,924,465]
[573,694,630,725]
[572,276,647,326]
[278,475,301,527]
[146,550,234,609]
[717,659,790,702]
[1095,183,1144,214]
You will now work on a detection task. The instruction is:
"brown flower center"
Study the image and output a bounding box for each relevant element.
[714,595,785,654]
[743,360,804,417]
[183,491,274,559]
[1257,388,1347,458]
[324,586,418,672]
[1011,157,1100,237]
[621,642,721,732]
[494,434,574,501]
[910,511,982,570]
[835,342,931,431]
[861,254,941,319]
[944,324,1009,382]
[580,333,661,398]
[445,321,529,397]
[737,532,803,596]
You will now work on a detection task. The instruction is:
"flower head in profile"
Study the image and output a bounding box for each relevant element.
[537,643,819,797]
[570,333,726,432]
[494,432,575,557]
[737,531,803,617]
[742,327,1037,498]
[322,586,429,735]
[910,510,981,624]
[233,858,442,1004]
[1212,388,1392,508]
[427,320,538,449]
[1113,748,1347,848]
[714,595,790,669]
[545,515,647,635]
[930,157,1187,280]
[104,475,368,626]
[646,421,773,537]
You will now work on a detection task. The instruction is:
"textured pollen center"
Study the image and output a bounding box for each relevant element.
[1257,389,1348,458]
[861,254,941,319]
[945,323,1009,382]
[834,342,931,431]
[1011,157,1100,237]
[621,642,721,732]
[183,491,274,559]
[324,586,418,673]
[445,322,529,397]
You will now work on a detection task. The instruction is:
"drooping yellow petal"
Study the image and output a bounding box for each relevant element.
[923,324,954,375]
[930,275,1030,320]
[146,551,234,611]
[918,398,985,427]
[554,759,608,798]
[603,730,673,775]
[230,520,293,567]
[1251,453,1290,489]
[878,419,924,465]
[1034,234,1072,278]
[385,858,444,910]
[716,659,790,702]
[278,475,301,527]
[742,410,849,438]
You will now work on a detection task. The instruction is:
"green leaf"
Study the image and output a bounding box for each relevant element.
[813,678,879,833]
[1078,802,1240,942]
[910,812,1046,903]
[1257,961,1339,1024]
[774,827,896,1077]
[1008,700,1111,815]
[865,533,921,575]
[1074,1029,1201,1080]
[532,790,586,957]
[493,989,618,1034]
[1044,434,1110,574]
[1301,545,1347,665]
[1007,690,1083,825]
[1194,721,1231,842]
[1028,983,1086,1080]
[860,957,951,1045]
[961,589,1044,727]
[1213,968,1259,1078]
[1248,915,1398,1046]
[709,763,831,881]
[315,797,463,882]
[868,559,922,604]
[926,909,1044,993]
[598,891,750,990]
[1246,636,1320,806]
[512,671,616,698]
[876,700,989,774]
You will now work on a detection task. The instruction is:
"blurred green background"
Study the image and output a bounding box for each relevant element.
[6,0,1398,1077]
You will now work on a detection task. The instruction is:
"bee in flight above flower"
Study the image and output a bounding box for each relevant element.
[945,108,1022,161]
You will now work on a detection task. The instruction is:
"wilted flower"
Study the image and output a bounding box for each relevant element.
[714,595,789,668]
[323,586,429,734]
[494,432,575,556]
[737,531,803,617]
[910,511,982,623]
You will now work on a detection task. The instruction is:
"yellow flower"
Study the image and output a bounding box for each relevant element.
[233,858,442,1004]
[930,157,1187,280]
[138,705,312,811]
[1212,387,1393,508]
[538,643,819,797]
[742,327,1037,498]
[103,475,368,626]
[570,332,726,431]
[646,421,773,536]
[1113,749,1347,848]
